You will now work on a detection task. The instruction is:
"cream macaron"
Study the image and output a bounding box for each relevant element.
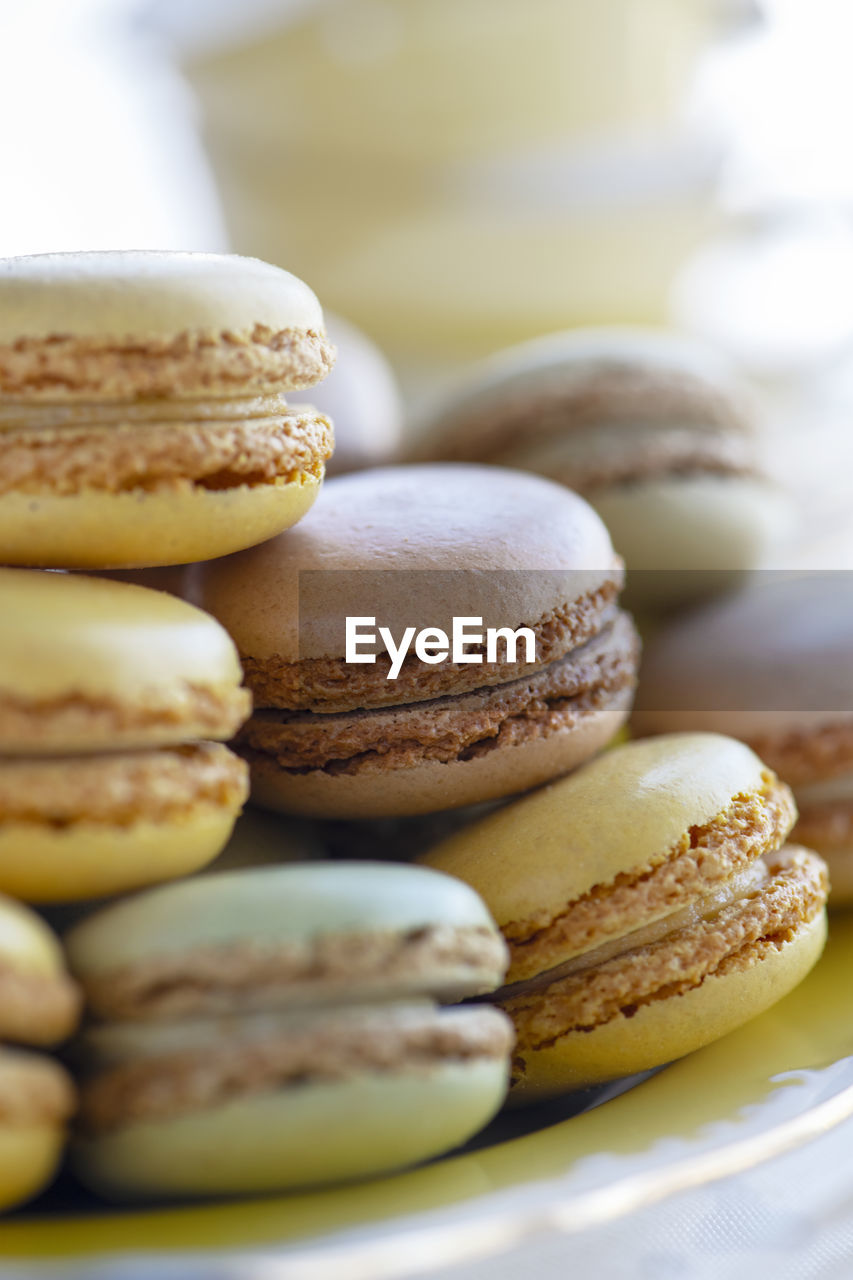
[411,328,789,609]
[0,895,80,1211]
[64,862,512,1200]
[0,251,335,568]
[421,733,828,1101]
[634,573,853,901]
[0,569,250,902]
[191,464,640,818]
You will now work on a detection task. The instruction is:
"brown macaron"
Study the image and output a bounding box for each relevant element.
[192,464,639,818]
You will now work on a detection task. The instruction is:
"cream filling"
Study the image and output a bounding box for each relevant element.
[496,421,753,480]
[795,774,853,807]
[498,859,769,999]
[0,393,303,430]
[74,1000,441,1069]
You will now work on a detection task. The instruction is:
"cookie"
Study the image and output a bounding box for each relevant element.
[421,733,827,1100]
[410,328,789,609]
[0,250,334,567]
[0,569,250,901]
[65,862,513,1199]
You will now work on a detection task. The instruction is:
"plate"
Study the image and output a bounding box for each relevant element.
[4,913,853,1278]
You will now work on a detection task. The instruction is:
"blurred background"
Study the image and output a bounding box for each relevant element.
[4,0,853,559]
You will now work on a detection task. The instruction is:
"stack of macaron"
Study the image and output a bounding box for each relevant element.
[0,246,835,1215]
[0,250,520,1208]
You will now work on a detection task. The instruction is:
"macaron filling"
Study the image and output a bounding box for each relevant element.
[502,846,828,1051]
[0,963,81,1046]
[501,772,796,984]
[498,421,758,495]
[238,610,638,777]
[75,1003,513,1136]
[0,1048,76,1128]
[498,858,771,996]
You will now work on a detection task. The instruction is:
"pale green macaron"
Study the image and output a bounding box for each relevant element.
[64,862,512,1199]
[421,733,828,1101]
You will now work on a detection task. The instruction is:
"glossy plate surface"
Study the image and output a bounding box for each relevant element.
[5,914,853,1278]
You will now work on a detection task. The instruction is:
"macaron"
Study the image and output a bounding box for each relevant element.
[64,862,513,1200]
[0,895,80,1210]
[191,464,640,818]
[421,733,828,1101]
[633,573,853,901]
[0,569,250,901]
[410,328,789,609]
[0,250,335,568]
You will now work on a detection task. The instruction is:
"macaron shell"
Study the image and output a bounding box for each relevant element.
[192,464,620,662]
[0,472,322,570]
[64,861,500,975]
[0,895,66,977]
[71,1057,509,1200]
[0,251,324,342]
[421,734,770,926]
[248,690,631,819]
[508,910,827,1099]
[590,476,789,606]
[0,807,242,903]
[0,1126,66,1211]
[0,569,243,716]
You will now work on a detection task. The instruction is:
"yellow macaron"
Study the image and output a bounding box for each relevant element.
[0,569,250,902]
[0,250,335,568]
[421,733,828,1101]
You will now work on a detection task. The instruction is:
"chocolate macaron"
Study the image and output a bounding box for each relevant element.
[192,464,639,818]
